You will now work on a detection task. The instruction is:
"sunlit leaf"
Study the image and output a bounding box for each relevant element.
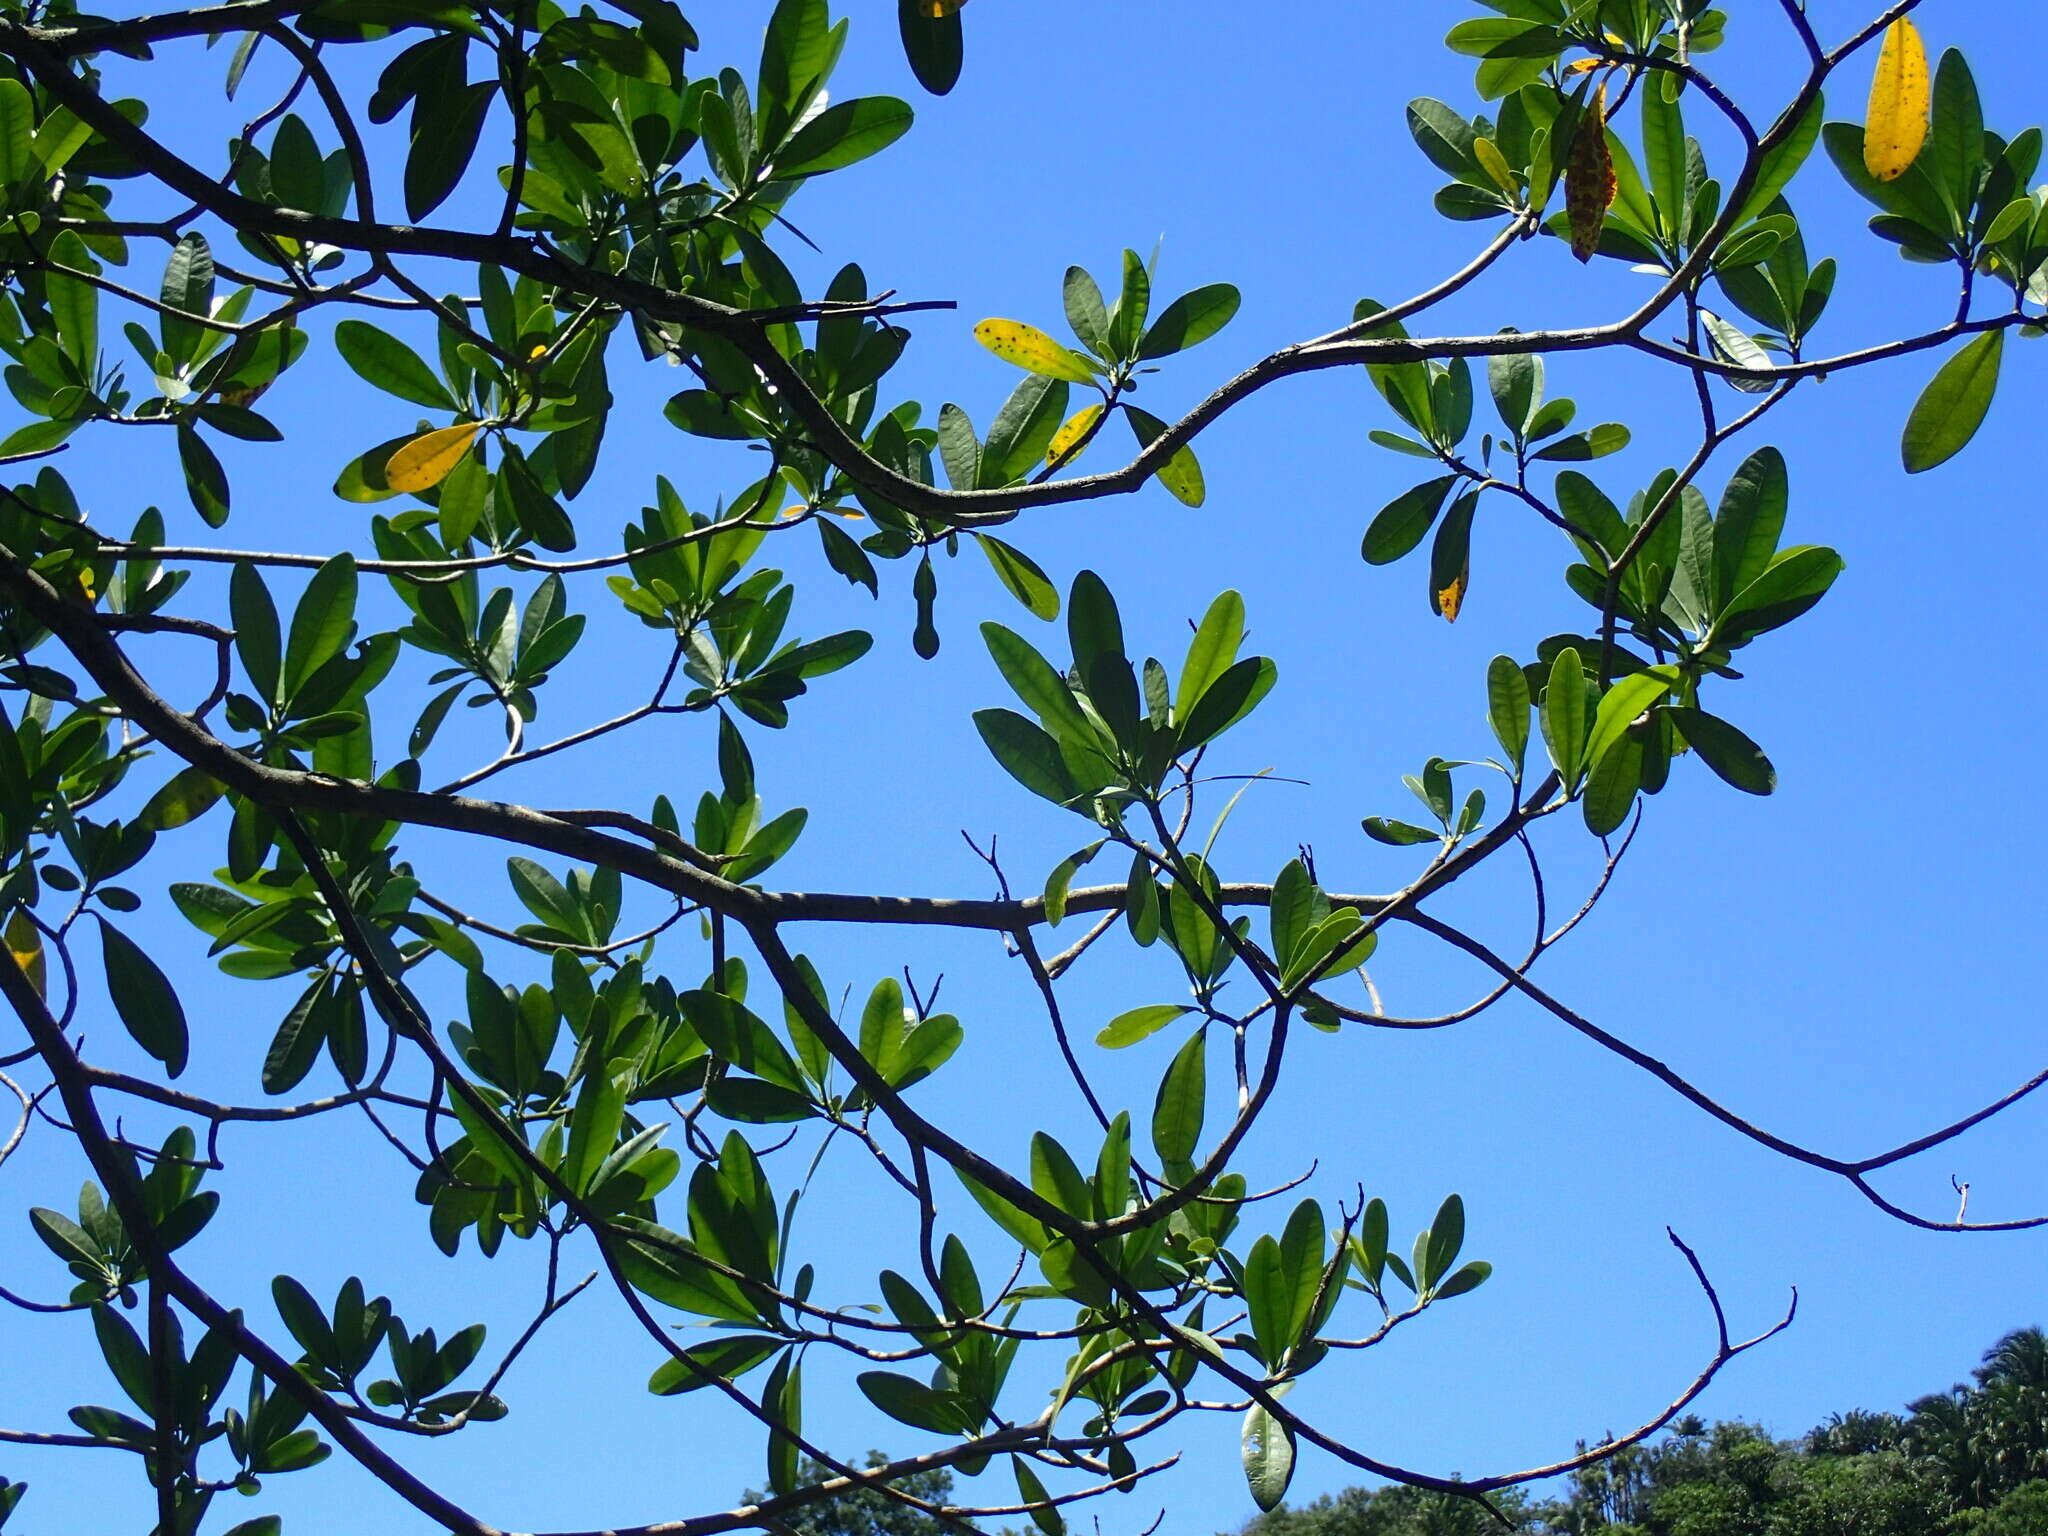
[972,319,1098,383]
[1863,18,1929,182]
[1902,329,2002,473]
[385,422,483,493]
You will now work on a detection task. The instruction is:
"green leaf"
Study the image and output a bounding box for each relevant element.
[230,562,282,705]
[1486,654,1529,772]
[1124,404,1204,506]
[856,1371,971,1435]
[139,766,223,831]
[177,425,230,528]
[406,84,493,221]
[333,321,456,411]
[1902,329,2003,473]
[1667,706,1776,794]
[1730,96,1823,230]
[1107,248,1151,360]
[1242,1395,1297,1513]
[1713,446,1788,612]
[980,623,1094,745]
[1151,1027,1206,1168]
[973,708,1078,806]
[1363,817,1437,846]
[1361,476,1456,566]
[92,1304,155,1414]
[1136,283,1241,360]
[1487,349,1538,437]
[1041,839,1102,927]
[1175,589,1245,723]
[975,534,1059,620]
[1095,1003,1191,1049]
[1539,645,1588,784]
[1582,729,1643,836]
[100,921,189,1077]
[774,96,913,177]
[1177,655,1275,751]
[1063,265,1110,358]
[981,374,1069,483]
[283,553,358,702]
[262,975,330,1094]
[1529,422,1630,461]
[1582,667,1676,779]
[648,1334,783,1395]
[159,234,216,367]
[1422,1193,1465,1289]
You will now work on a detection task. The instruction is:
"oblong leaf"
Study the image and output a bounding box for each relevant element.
[1863,18,1929,182]
[385,422,482,493]
[1901,329,2002,473]
[1095,1003,1191,1050]
[972,319,1097,383]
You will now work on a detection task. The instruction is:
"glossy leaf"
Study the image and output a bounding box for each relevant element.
[1096,1003,1191,1049]
[972,319,1097,383]
[1864,19,1930,182]
[1902,330,2003,473]
[385,422,483,493]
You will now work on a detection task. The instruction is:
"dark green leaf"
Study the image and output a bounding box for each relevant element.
[100,921,188,1076]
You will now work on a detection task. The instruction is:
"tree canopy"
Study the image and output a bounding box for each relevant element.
[0,0,2042,1533]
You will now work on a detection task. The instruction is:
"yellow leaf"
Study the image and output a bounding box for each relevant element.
[6,909,44,998]
[1436,570,1467,623]
[385,422,483,494]
[1472,136,1518,198]
[1046,403,1103,470]
[1156,442,1205,507]
[1864,18,1929,182]
[923,0,967,13]
[1564,57,1603,76]
[972,319,1098,384]
[1565,81,1615,262]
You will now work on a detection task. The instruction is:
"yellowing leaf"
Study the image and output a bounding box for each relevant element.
[6,908,44,998]
[1565,82,1615,262]
[1436,570,1467,623]
[1157,442,1205,507]
[972,319,1098,384]
[385,422,483,493]
[1046,403,1103,470]
[1864,18,1929,182]
[1472,136,1517,197]
[923,0,967,12]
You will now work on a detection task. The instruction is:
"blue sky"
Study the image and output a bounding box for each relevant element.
[5,1,2048,1532]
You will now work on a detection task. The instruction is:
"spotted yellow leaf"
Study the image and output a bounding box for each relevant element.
[1864,18,1929,182]
[973,319,1098,384]
[1436,570,1467,623]
[6,909,44,998]
[1046,403,1104,470]
[385,422,483,494]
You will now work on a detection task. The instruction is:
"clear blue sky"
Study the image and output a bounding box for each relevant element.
[5,2,2048,1532]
